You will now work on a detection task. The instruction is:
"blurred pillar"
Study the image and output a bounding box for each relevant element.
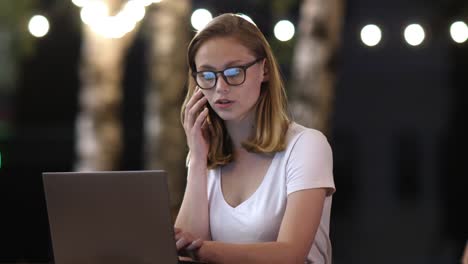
[75,0,140,171]
[290,0,345,133]
[144,0,190,213]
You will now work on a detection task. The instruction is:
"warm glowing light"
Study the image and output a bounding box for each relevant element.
[191,9,213,31]
[79,0,148,39]
[71,0,92,7]
[450,21,468,44]
[91,15,136,39]
[122,0,146,22]
[404,24,425,46]
[80,1,109,26]
[135,0,153,6]
[360,24,382,47]
[73,0,159,39]
[28,15,50,38]
[274,20,295,41]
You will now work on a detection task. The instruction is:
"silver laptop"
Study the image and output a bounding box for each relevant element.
[42,170,198,264]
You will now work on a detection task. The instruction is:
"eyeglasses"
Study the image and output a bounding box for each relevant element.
[192,58,264,90]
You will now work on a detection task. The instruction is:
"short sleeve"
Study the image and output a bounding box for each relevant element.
[286,129,336,196]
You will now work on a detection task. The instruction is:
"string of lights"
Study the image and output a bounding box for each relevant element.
[25,1,467,45]
[26,1,295,41]
[361,21,468,47]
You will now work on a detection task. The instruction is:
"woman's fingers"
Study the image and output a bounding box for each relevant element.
[175,232,200,251]
[176,237,189,251]
[185,238,203,251]
[184,89,205,126]
[184,89,202,114]
[201,112,213,140]
[186,96,207,129]
[194,108,209,131]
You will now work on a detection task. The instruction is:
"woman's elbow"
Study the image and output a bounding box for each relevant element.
[278,243,309,264]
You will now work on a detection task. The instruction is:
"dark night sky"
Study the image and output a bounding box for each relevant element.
[0,0,467,263]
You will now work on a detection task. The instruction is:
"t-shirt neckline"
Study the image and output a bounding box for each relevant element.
[217,152,279,210]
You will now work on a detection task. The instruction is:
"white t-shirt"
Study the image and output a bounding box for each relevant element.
[207,122,336,264]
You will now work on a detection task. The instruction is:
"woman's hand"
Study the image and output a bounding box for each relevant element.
[174,227,204,252]
[462,242,468,264]
[183,88,211,163]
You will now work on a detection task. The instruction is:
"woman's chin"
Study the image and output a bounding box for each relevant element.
[218,114,252,124]
[217,114,234,121]
[213,108,254,123]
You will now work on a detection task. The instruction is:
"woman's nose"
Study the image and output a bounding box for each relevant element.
[215,75,230,93]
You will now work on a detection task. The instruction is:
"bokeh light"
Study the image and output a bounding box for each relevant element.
[450,21,468,44]
[28,15,50,38]
[191,8,213,31]
[122,0,146,22]
[78,0,149,39]
[404,24,425,46]
[135,0,153,6]
[71,0,92,8]
[274,20,295,42]
[360,24,382,47]
[80,1,109,26]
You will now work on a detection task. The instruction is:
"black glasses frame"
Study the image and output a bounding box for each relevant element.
[192,58,264,90]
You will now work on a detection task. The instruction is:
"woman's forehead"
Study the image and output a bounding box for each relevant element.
[194,37,256,67]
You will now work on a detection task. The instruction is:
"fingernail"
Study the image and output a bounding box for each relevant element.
[176,238,186,249]
[186,240,200,251]
[186,244,195,251]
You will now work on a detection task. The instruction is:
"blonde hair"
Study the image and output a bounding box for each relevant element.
[181,13,290,169]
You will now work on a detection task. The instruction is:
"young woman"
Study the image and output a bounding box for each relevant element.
[175,13,335,264]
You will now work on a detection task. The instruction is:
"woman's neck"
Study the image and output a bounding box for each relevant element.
[224,112,255,152]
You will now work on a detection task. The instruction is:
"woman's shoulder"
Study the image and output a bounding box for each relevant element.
[285,122,328,146]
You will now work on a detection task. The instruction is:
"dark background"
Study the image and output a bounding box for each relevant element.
[0,0,467,263]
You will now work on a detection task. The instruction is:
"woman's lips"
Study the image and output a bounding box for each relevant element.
[214,99,234,109]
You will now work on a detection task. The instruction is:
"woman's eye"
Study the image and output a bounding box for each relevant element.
[202,72,216,80]
[224,68,241,77]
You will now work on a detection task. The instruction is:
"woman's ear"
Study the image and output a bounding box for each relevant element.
[262,59,270,82]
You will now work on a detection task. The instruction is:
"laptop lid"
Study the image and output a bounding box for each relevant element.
[42,170,179,264]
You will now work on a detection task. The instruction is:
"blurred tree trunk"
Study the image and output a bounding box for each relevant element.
[290,0,344,133]
[75,0,139,171]
[0,30,16,140]
[0,0,35,142]
[144,0,190,213]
